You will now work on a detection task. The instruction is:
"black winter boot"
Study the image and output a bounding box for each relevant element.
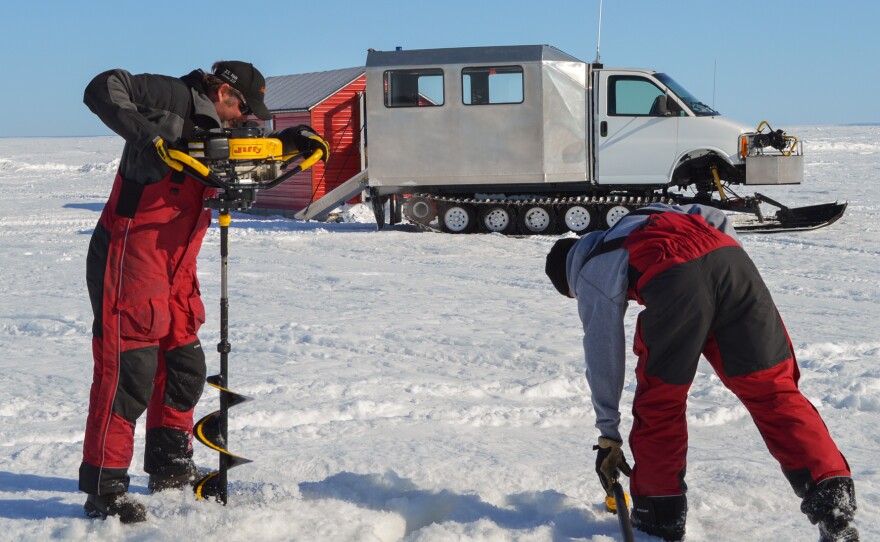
[84,492,147,524]
[148,459,201,493]
[145,427,202,493]
[801,477,859,542]
[631,494,687,541]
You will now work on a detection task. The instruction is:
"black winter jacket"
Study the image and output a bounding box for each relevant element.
[83,69,223,185]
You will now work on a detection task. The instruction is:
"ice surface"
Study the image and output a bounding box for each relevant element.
[0,127,877,540]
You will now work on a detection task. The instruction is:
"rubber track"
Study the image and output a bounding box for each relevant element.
[405,193,678,234]
[428,194,677,208]
[403,193,841,234]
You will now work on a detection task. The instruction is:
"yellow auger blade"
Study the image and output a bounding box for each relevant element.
[205,375,253,407]
[193,374,253,502]
[194,411,251,455]
[193,410,252,502]
[194,456,253,501]
[194,471,222,501]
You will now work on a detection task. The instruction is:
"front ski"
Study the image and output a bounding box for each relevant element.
[733,200,847,233]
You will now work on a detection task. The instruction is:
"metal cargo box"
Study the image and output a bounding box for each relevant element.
[745,154,804,185]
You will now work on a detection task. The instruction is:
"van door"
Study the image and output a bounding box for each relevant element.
[595,71,678,185]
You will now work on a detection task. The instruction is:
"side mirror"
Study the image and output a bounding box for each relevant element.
[665,95,682,116]
[650,94,669,116]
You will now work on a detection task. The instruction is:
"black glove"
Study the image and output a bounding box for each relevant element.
[273,125,329,161]
[594,437,632,497]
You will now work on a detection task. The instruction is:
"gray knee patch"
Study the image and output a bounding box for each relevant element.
[113,346,159,422]
[163,341,207,411]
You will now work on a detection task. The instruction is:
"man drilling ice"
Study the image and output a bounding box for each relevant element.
[79,61,328,523]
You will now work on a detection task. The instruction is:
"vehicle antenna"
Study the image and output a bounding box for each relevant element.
[595,0,604,64]
[712,58,717,109]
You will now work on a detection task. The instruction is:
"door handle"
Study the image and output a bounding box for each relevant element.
[600,121,608,137]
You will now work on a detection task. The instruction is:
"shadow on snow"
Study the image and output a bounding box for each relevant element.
[299,470,614,541]
[218,213,420,234]
[0,471,82,520]
[62,200,423,235]
[63,202,105,213]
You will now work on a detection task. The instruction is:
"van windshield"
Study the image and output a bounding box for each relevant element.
[655,73,719,116]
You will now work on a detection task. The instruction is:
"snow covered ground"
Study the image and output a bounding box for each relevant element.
[0,125,877,541]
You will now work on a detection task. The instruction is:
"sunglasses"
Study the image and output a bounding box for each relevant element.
[230,88,251,116]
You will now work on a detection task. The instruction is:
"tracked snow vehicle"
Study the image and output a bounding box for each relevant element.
[297,45,845,234]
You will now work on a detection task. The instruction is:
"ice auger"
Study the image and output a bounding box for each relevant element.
[162,126,325,504]
[610,482,634,542]
[190,205,253,504]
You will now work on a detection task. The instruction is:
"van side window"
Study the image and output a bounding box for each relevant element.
[384,69,444,107]
[608,76,667,116]
[462,66,524,105]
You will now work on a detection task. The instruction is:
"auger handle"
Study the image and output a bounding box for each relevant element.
[261,148,324,189]
[166,148,210,177]
[165,147,324,191]
[166,149,231,189]
[295,148,323,172]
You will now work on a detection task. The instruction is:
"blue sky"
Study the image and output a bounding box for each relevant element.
[2,0,874,137]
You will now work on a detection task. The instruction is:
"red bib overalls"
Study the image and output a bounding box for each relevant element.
[621,212,850,498]
[80,169,215,495]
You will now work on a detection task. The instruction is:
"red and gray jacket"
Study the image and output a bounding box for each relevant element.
[565,203,738,441]
[83,69,222,338]
[83,68,222,212]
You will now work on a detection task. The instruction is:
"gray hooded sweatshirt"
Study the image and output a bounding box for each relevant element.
[565,203,739,442]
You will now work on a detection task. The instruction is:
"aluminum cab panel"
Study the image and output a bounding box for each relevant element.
[365,47,589,188]
[366,63,542,186]
[542,61,588,179]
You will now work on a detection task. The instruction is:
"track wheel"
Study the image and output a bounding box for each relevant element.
[602,205,631,229]
[479,205,516,234]
[404,195,437,225]
[560,204,598,234]
[518,205,556,235]
[440,204,477,233]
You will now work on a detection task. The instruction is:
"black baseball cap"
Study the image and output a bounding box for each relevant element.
[213,61,272,120]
